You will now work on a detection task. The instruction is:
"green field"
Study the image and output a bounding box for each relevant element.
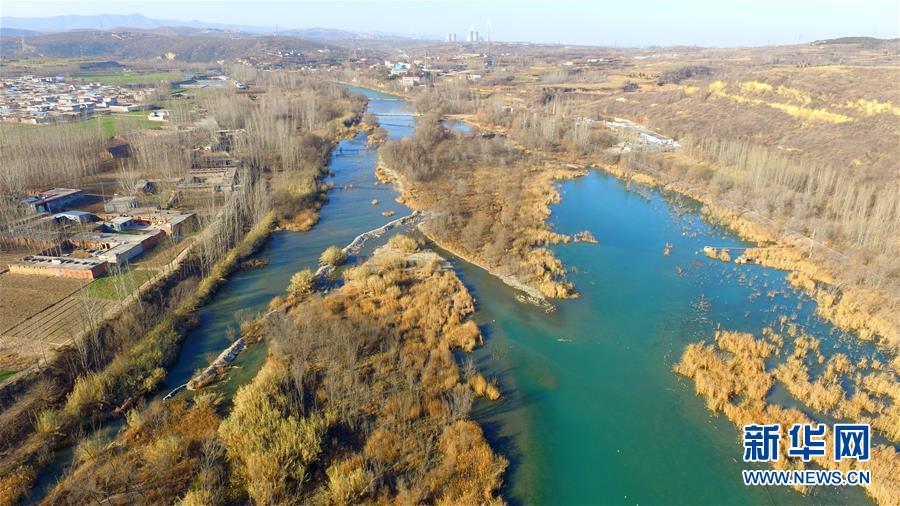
[81,269,157,300]
[76,70,184,86]
[0,113,162,139]
[0,370,16,383]
[93,114,163,136]
[0,57,90,71]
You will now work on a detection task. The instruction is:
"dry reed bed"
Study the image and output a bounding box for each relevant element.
[378,117,591,300]
[675,330,899,504]
[240,238,506,503]
[32,237,507,504]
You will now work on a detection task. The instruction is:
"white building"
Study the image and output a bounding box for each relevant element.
[147,110,170,122]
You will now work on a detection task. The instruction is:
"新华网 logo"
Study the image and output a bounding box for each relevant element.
[742,423,870,463]
[740,423,872,488]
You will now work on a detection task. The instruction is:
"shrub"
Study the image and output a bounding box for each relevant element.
[430,420,508,503]
[447,321,482,352]
[74,434,104,464]
[35,408,64,437]
[0,465,35,506]
[326,455,369,504]
[219,360,329,503]
[319,246,348,267]
[65,373,106,416]
[387,234,420,253]
[180,489,214,506]
[469,373,501,400]
[288,269,316,297]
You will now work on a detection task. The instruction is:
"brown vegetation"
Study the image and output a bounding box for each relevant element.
[43,396,226,504]
[319,245,348,267]
[675,329,900,504]
[224,240,505,503]
[379,114,585,298]
[42,238,507,503]
[0,75,366,502]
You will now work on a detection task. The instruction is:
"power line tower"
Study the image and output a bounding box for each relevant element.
[485,19,494,70]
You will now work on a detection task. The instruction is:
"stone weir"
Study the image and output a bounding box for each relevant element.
[185,337,246,390]
[315,210,423,278]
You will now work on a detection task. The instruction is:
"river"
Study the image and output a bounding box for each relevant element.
[465,172,877,504]
[28,85,415,503]
[31,85,882,504]
[332,88,876,504]
[157,85,415,398]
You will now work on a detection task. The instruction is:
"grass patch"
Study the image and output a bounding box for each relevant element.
[0,57,89,70]
[0,114,161,139]
[98,115,161,136]
[0,370,16,382]
[81,269,157,300]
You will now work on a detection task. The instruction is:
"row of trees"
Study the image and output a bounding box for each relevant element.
[380,113,519,182]
[691,135,899,258]
[0,122,107,196]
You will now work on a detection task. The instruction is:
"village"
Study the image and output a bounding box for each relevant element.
[0,75,152,124]
[0,128,246,370]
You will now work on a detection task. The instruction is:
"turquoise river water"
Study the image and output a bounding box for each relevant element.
[464,171,878,505]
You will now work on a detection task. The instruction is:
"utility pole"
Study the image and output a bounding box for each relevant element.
[485,19,493,70]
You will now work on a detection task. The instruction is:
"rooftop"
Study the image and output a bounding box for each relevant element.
[110,216,135,225]
[53,210,95,218]
[17,255,105,270]
[23,188,83,205]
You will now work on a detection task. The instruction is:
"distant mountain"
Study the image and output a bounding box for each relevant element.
[0,27,41,37]
[0,13,419,40]
[811,36,899,47]
[2,14,195,32]
[278,27,369,39]
[0,29,352,62]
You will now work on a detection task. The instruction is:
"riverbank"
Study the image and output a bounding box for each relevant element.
[376,162,550,306]
[376,129,591,302]
[334,79,414,101]
[605,159,899,351]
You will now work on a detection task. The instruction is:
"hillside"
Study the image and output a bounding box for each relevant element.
[0,29,345,62]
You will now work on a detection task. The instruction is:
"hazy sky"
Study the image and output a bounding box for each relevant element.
[3,1,899,47]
